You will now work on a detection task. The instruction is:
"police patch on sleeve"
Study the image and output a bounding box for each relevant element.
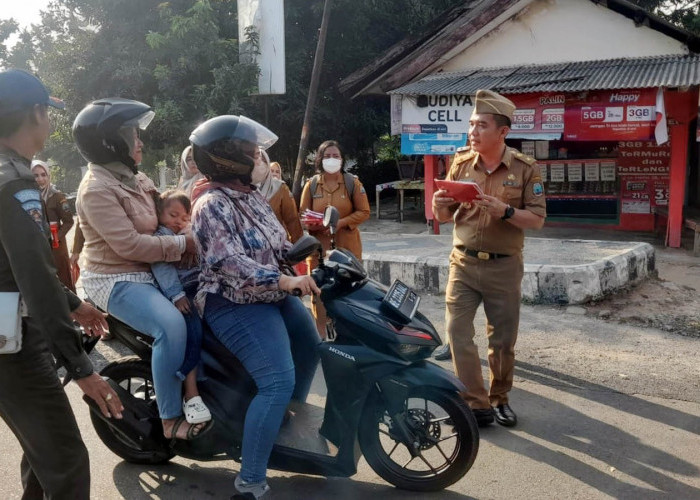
[360,187,366,194]
[14,189,46,232]
[533,182,544,196]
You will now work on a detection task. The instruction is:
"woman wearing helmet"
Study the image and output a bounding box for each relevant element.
[73,98,212,441]
[189,115,321,499]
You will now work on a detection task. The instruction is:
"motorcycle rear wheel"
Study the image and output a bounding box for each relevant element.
[91,356,174,464]
[358,386,479,491]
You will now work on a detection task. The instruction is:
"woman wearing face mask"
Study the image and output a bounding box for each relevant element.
[31,159,75,291]
[252,149,303,243]
[176,145,204,198]
[299,140,370,337]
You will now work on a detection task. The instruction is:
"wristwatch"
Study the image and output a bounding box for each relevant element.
[501,205,515,221]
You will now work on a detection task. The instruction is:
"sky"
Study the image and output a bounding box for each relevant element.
[2,2,48,28]
[2,2,49,47]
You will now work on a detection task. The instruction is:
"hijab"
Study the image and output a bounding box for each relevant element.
[177,145,205,197]
[30,160,58,202]
[255,149,284,201]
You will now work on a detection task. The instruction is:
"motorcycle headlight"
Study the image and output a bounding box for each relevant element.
[392,343,434,361]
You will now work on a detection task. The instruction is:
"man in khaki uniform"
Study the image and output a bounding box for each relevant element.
[432,89,546,427]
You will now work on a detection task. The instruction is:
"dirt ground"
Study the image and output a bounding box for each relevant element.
[581,250,700,338]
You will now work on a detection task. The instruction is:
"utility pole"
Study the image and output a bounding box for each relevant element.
[291,0,332,203]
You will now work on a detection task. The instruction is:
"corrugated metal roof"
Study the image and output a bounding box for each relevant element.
[388,54,700,95]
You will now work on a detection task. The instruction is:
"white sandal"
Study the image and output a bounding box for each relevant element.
[183,396,212,424]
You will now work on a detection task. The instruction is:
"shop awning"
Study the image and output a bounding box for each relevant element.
[388,54,700,96]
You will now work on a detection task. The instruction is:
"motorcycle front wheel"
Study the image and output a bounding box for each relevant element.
[91,356,175,464]
[358,386,479,491]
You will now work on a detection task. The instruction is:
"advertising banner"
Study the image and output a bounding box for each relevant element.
[620,176,670,214]
[401,133,467,155]
[564,89,657,141]
[616,140,671,176]
[508,93,565,134]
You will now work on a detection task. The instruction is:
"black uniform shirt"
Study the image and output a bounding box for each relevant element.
[0,146,92,379]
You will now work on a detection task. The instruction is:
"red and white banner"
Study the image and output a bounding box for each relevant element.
[617,140,671,176]
[564,89,657,141]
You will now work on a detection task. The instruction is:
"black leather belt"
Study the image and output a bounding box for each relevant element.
[456,245,510,260]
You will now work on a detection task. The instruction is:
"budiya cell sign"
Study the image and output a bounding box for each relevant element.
[400,95,471,155]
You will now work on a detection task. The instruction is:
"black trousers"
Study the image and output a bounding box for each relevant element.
[0,323,90,500]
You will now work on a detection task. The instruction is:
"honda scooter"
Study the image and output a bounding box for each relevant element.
[81,206,479,492]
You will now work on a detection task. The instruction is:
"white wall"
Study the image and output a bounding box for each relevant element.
[439,0,687,72]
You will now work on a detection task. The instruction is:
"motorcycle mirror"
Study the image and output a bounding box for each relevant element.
[286,235,322,264]
[323,206,340,234]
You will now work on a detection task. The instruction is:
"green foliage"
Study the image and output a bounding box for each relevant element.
[630,0,699,35]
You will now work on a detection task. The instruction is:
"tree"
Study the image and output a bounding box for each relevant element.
[0,0,471,188]
[631,0,699,35]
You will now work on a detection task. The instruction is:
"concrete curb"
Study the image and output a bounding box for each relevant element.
[521,241,655,304]
[363,239,655,305]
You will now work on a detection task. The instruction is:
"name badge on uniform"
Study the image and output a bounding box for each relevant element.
[503,180,520,187]
[312,194,324,199]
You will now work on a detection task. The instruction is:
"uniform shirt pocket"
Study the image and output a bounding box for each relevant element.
[502,186,523,207]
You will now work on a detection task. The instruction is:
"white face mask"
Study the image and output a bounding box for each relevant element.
[322,157,342,174]
[251,158,269,185]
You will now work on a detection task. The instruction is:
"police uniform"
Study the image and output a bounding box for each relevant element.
[443,90,546,414]
[0,74,92,498]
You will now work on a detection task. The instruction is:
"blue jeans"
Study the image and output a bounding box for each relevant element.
[177,283,204,381]
[108,281,187,419]
[204,293,321,483]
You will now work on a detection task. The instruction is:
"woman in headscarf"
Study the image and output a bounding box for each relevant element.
[176,145,205,197]
[253,149,303,243]
[31,160,75,291]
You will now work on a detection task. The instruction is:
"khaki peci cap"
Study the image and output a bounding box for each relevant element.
[474,89,515,122]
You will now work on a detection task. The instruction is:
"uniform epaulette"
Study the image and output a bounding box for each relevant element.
[454,146,475,159]
[514,151,537,166]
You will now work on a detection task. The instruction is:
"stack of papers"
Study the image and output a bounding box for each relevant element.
[301,209,324,225]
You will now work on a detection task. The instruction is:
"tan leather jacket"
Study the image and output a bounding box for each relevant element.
[76,163,183,274]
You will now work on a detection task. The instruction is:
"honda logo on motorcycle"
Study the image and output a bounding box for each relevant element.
[328,346,355,362]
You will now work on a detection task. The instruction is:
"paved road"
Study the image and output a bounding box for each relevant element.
[1,293,698,499]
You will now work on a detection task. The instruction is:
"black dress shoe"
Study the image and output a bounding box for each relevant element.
[493,404,517,427]
[433,343,452,360]
[471,408,494,427]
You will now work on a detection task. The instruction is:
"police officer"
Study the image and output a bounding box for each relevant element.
[0,69,123,499]
[432,89,546,427]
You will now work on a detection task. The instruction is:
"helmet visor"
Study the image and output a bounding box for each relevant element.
[235,115,278,150]
[122,110,155,131]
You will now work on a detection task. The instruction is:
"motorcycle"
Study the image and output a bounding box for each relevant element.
[80,206,479,492]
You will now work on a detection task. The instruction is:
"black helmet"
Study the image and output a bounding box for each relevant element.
[72,98,155,172]
[189,115,277,183]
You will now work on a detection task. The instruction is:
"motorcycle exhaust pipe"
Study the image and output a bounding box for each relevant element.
[83,377,165,451]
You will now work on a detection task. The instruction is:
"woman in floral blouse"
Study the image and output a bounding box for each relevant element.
[189,115,320,500]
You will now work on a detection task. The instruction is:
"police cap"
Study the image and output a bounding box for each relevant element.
[0,69,65,116]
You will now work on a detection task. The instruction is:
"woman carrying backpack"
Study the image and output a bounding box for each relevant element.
[300,140,370,338]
